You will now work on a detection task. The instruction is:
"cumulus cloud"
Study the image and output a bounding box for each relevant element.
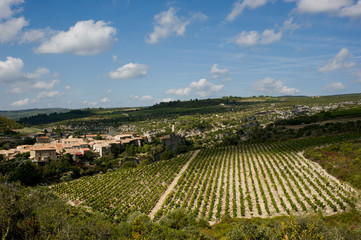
[0,0,28,43]
[0,17,28,43]
[19,28,55,43]
[325,82,345,91]
[211,64,229,79]
[226,0,268,21]
[145,7,206,44]
[0,57,60,94]
[36,91,62,99]
[253,77,299,95]
[100,97,111,103]
[318,48,356,72]
[293,0,361,17]
[0,56,26,83]
[10,98,29,107]
[35,20,117,55]
[232,18,299,47]
[109,63,148,80]
[166,78,224,97]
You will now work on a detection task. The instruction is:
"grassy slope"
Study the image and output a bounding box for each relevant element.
[0,116,23,130]
[304,141,361,190]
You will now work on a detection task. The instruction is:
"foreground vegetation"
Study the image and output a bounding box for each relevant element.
[1,175,360,239]
[305,140,361,190]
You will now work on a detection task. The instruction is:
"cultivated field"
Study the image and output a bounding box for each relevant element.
[51,136,358,222]
[154,141,357,222]
[51,151,196,220]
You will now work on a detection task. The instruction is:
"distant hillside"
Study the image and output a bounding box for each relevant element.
[0,116,23,133]
[17,109,94,126]
[0,108,69,120]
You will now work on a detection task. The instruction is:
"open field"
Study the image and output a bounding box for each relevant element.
[51,135,359,223]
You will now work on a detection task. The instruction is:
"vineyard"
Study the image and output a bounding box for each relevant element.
[51,151,197,220]
[51,135,359,222]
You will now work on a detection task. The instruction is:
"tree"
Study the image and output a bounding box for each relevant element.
[94,134,103,140]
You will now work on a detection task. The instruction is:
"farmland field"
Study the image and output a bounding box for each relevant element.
[51,136,358,222]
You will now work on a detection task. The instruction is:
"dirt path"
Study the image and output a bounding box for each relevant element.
[149,149,200,219]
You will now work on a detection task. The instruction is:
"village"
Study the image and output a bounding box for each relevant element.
[0,130,184,165]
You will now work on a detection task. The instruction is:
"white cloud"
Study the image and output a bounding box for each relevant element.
[325,82,345,91]
[20,28,50,43]
[26,67,50,79]
[211,64,229,79]
[100,97,111,103]
[295,0,352,14]
[232,18,299,47]
[33,79,59,89]
[0,58,59,94]
[318,48,356,72]
[253,77,299,95]
[233,30,260,47]
[160,98,173,102]
[139,95,152,101]
[10,98,29,107]
[35,20,117,55]
[0,57,57,90]
[339,0,361,17]
[0,0,23,20]
[294,0,361,17]
[107,89,112,93]
[166,78,223,97]
[65,85,71,90]
[0,56,25,83]
[130,95,153,101]
[112,55,117,62]
[109,63,148,80]
[0,17,28,43]
[260,29,283,44]
[36,91,62,99]
[166,87,191,96]
[226,0,268,21]
[281,17,301,32]
[145,7,206,44]
[0,0,28,43]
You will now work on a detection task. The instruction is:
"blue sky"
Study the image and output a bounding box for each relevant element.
[1,0,361,110]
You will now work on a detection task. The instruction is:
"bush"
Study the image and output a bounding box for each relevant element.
[227,223,275,240]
